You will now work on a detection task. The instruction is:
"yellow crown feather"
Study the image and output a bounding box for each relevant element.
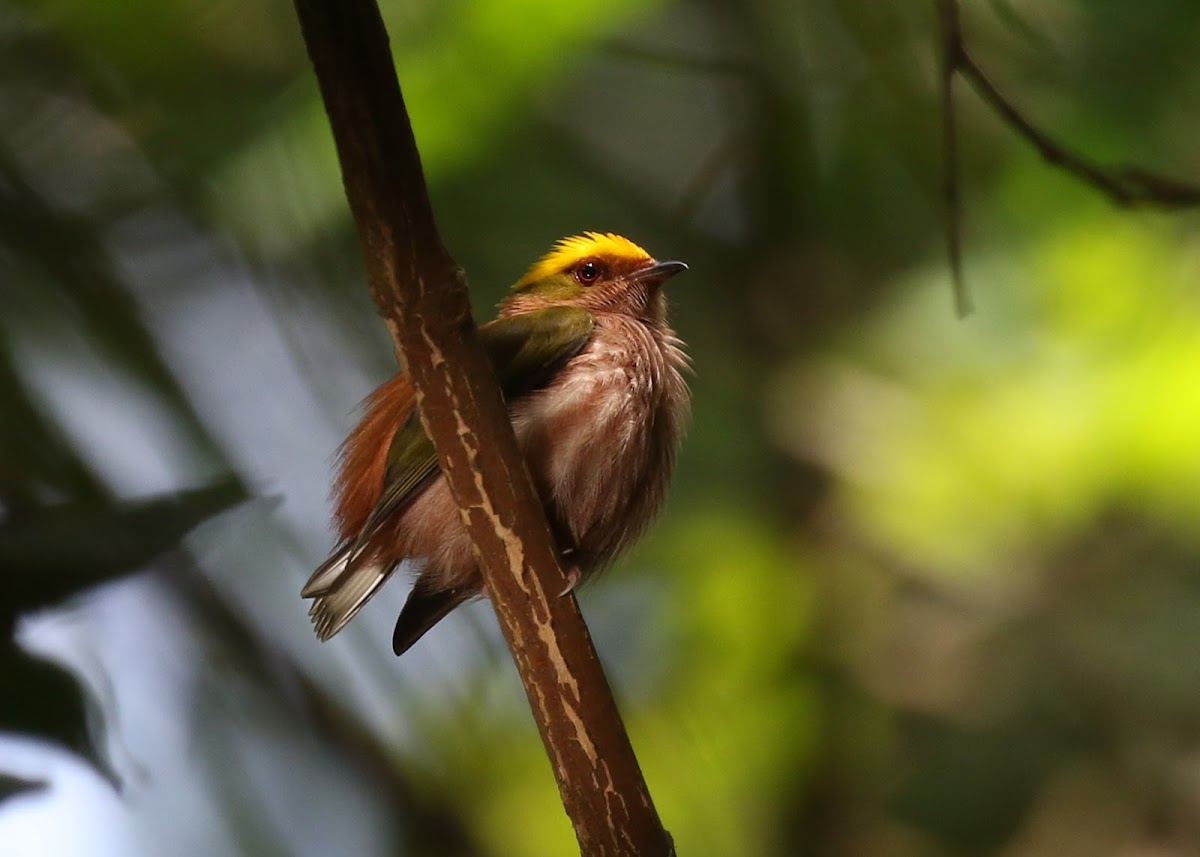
[514,232,652,290]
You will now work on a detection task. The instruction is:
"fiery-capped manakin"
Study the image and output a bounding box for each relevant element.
[303,233,690,655]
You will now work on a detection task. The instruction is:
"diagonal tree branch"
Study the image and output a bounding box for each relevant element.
[289,1,673,854]
[955,52,1200,209]
[935,0,1200,313]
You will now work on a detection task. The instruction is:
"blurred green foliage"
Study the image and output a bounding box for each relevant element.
[4,0,1200,855]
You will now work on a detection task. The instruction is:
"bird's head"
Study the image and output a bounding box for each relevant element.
[502,232,687,321]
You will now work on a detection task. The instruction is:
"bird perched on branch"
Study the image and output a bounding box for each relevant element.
[303,233,691,655]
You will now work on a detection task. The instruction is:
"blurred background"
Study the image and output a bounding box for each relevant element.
[3,0,1200,855]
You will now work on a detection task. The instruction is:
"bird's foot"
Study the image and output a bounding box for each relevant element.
[558,565,582,597]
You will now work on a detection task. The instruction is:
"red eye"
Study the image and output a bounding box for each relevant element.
[575,260,603,284]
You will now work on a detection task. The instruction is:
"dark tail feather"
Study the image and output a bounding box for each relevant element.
[392,585,472,656]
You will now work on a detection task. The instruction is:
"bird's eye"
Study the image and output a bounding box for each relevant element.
[575,260,603,284]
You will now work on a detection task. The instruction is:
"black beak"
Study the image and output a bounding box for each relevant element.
[634,259,688,285]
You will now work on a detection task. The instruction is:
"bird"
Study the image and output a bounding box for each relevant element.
[302,232,691,656]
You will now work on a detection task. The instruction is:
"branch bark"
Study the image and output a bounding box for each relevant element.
[290,1,673,854]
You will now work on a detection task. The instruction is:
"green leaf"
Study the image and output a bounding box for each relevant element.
[0,479,246,638]
[0,643,112,785]
[0,771,48,804]
[0,481,247,784]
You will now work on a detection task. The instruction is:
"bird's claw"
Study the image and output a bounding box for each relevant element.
[558,566,582,597]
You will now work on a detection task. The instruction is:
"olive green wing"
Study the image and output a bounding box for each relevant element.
[479,305,596,398]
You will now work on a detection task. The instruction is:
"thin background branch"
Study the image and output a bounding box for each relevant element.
[935,0,1200,315]
[937,0,968,316]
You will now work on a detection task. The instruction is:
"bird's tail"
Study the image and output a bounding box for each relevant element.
[303,544,398,641]
[392,583,473,656]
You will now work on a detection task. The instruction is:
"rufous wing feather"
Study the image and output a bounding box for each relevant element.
[333,373,415,541]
